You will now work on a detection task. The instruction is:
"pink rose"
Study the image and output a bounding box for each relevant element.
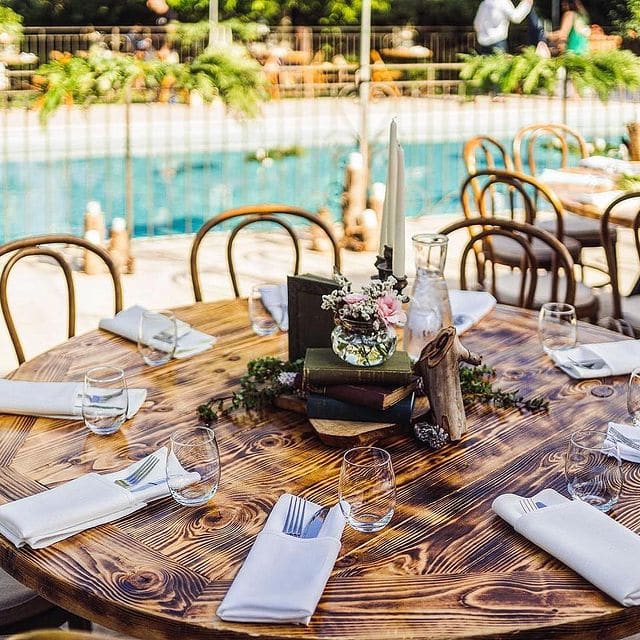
[376,294,406,327]
[343,292,368,305]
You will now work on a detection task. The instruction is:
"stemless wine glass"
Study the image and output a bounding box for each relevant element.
[248,284,283,336]
[338,446,396,533]
[167,426,221,507]
[82,366,128,435]
[627,367,640,426]
[565,428,623,512]
[538,302,577,355]
[138,310,177,366]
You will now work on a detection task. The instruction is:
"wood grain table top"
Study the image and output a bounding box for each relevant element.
[1,299,640,640]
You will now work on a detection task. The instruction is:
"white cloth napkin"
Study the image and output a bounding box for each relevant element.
[259,283,288,332]
[0,447,198,549]
[99,305,216,359]
[608,422,640,463]
[449,290,497,335]
[0,379,146,420]
[550,340,640,379]
[578,156,636,175]
[492,488,640,606]
[538,168,615,189]
[217,493,345,624]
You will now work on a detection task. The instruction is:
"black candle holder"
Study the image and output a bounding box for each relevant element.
[374,245,408,294]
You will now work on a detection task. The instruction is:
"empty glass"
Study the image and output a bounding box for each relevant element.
[538,302,577,355]
[628,367,640,427]
[248,284,283,336]
[565,428,623,512]
[167,426,220,507]
[82,366,128,435]
[138,310,177,366]
[339,446,396,533]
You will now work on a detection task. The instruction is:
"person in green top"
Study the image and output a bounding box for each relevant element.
[549,0,590,54]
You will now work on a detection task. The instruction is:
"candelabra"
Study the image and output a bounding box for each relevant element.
[374,245,408,294]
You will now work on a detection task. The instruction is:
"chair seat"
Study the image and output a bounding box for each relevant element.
[0,569,53,627]
[493,272,600,320]
[489,234,582,268]
[539,214,616,247]
[621,295,640,334]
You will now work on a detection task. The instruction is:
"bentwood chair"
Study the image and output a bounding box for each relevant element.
[440,217,577,310]
[0,235,123,364]
[190,205,341,300]
[601,192,640,331]
[513,123,611,254]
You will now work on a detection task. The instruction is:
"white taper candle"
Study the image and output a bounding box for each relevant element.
[392,144,405,278]
[379,118,398,254]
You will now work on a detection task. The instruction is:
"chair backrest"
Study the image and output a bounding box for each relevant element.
[440,217,576,308]
[513,123,589,175]
[601,192,640,319]
[0,234,122,364]
[460,168,567,239]
[190,204,341,300]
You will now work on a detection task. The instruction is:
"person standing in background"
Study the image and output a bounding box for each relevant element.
[548,0,590,54]
[474,0,533,54]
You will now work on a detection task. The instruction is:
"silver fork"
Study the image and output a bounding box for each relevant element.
[519,497,542,514]
[282,495,306,537]
[114,456,159,489]
[608,426,640,453]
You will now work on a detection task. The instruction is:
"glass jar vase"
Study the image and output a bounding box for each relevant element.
[331,318,397,367]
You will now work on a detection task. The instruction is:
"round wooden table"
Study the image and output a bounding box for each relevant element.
[1,300,640,640]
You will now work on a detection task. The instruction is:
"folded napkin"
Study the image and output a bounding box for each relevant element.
[99,305,216,359]
[259,283,288,332]
[551,340,640,378]
[578,156,636,175]
[217,493,345,624]
[574,190,627,208]
[493,488,640,606]
[538,168,615,190]
[0,447,198,549]
[608,422,640,463]
[0,379,146,420]
[449,289,497,335]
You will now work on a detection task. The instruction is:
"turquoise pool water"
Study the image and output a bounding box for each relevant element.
[0,137,589,242]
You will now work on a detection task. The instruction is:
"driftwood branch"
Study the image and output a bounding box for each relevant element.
[415,326,481,442]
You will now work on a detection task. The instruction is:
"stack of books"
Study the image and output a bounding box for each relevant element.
[303,348,417,425]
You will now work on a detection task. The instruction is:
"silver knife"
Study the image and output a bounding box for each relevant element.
[301,505,330,538]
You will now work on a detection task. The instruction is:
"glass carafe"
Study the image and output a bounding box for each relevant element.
[403,234,452,362]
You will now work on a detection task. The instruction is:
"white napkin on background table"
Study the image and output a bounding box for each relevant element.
[99,305,216,358]
[492,488,640,606]
[538,168,616,189]
[449,290,497,335]
[551,340,640,379]
[578,156,636,175]
[259,283,288,331]
[0,447,197,549]
[217,493,345,624]
[0,379,146,420]
[608,422,640,463]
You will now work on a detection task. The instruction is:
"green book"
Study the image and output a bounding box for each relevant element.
[303,348,413,386]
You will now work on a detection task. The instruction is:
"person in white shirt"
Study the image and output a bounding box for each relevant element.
[474,0,533,54]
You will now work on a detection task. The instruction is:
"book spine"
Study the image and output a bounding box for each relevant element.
[305,369,413,386]
[310,385,385,410]
[307,393,414,424]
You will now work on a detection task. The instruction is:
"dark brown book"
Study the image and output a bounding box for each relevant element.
[310,377,419,411]
[303,348,413,386]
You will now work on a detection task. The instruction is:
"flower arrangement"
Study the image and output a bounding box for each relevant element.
[321,274,408,331]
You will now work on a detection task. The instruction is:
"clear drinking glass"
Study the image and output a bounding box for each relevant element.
[565,428,623,512]
[339,446,396,533]
[627,367,640,427]
[82,366,128,435]
[538,302,577,355]
[167,426,221,507]
[248,284,282,336]
[138,310,177,366]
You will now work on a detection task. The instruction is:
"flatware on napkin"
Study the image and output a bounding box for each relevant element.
[217,493,345,624]
[607,422,640,463]
[0,379,146,420]
[449,289,497,335]
[550,341,640,379]
[99,305,216,358]
[492,488,640,606]
[0,447,198,549]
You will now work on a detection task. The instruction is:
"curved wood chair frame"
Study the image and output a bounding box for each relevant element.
[190,205,341,300]
[513,123,589,175]
[601,192,640,320]
[440,217,576,308]
[0,235,123,364]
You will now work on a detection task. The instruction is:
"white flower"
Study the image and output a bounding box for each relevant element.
[277,372,297,387]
